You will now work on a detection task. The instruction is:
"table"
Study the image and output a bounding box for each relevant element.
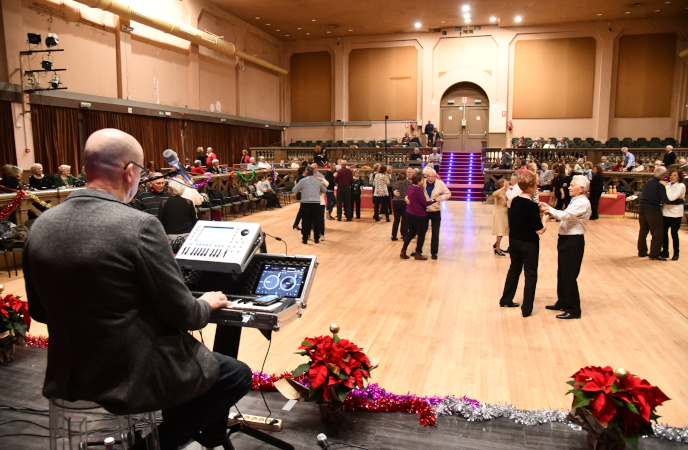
[538,191,626,219]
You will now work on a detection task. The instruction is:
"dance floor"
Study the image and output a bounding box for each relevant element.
[9,200,688,428]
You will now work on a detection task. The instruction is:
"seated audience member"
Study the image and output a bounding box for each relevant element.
[205,147,217,167]
[29,163,54,190]
[157,181,197,235]
[291,158,301,168]
[77,166,88,184]
[256,174,281,208]
[135,173,169,216]
[514,136,528,148]
[428,148,441,172]
[277,160,289,169]
[53,164,78,188]
[184,158,192,171]
[257,156,272,170]
[610,159,624,172]
[401,132,411,145]
[240,149,251,164]
[0,165,23,190]
[246,157,259,170]
[556,138,569,149]
[583,161,594,180]
[531,137,542,149]
[175,175,204,206]
[515,159,530,175]
[500,149,513,169]
[543,138,556,149]
[598,156,612,170]
[632,161,646,172]
[147,161,157,174]
[650,160,664,173]
[574,158,585,171]
[527,163,538,176]
[409,147,423,161]
[195,146,206,166]
[208,159,223,174]
[678,158,687,171]
[190,160,206,174]
[410,134,421,146]
[539,163,553,190]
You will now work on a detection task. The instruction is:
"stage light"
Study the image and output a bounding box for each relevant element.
[50,74,60,89]
[41,59,53,71]
[45,33,59,48]
[414,22,422,29]
[27,33,41,45]
[515,16,523,23]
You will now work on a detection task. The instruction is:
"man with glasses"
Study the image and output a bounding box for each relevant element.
[134,171,170,216]
[23,128,252,449]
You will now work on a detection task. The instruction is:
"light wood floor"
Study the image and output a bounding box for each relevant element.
[10,201,688,427]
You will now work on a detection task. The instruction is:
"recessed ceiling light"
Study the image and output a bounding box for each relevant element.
[489,16,497,22]
[306,32,310,35]
[414,22,422,28]
[463,13,471,19]
[625,11,630,14]
[465,18,471,23]
[348,29,353,32]
[462,5,470,12]
[266,23,271,26]
[255,17,260,20]
[665,1,671,3]
[596,13,602,16]
[311,19,316,22]
[297,27,301,30]
[441,21,446,24]
[514,15,522,23]
[276,29,280,31]
[326,30,331,33]
[285,34,289,37]
[655,9,660,12]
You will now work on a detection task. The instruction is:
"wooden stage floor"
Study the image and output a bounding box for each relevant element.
[9,201,688,428]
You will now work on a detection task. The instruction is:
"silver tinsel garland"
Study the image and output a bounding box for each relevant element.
[435,397,688,444]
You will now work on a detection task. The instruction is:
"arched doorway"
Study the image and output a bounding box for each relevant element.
[440,82,489,151]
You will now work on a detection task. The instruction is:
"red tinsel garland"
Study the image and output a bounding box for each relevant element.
[0,190,27,219]
[25,334,49,349]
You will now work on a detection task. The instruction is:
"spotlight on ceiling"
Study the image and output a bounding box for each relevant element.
[27,33,41,45]
[462,5,470,12]
[489,16,497,23]
[45,33,59,48]
[41,59,53,71]
[514,15,523,23]
[463,13,471,19]
[50,74,60,89]
[414,22,422,29]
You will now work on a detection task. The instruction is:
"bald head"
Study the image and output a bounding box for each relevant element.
[83,129,144,202]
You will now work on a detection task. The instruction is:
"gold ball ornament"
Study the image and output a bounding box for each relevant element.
[614,368,629,380]
[0,284,4,293]
[329,324,340,334]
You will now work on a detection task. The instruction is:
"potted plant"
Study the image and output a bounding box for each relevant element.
[292,325,374,421]
[566,366,670,449]
[0,286,31,363]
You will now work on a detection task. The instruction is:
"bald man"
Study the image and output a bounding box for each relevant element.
[24,129,251,448]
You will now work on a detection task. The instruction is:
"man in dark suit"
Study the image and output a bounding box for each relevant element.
[24,128,252,449]
[663,145,677,166]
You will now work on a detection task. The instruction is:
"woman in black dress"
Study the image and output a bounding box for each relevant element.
[158,181,197,235]
[29,163,54,190]
[552,165,571,210]
[498,172,550,317]
[589,165,604,220]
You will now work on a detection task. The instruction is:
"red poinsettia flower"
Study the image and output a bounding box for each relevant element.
[571,366,615,393]
[589,391,618,424]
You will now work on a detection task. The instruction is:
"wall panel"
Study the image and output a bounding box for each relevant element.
[349,46,417,121]
[513,37,596,119]
[290,52,331,122]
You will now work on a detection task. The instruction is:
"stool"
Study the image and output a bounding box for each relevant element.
[49,398,160,449]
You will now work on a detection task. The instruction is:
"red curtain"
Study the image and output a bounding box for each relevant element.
[82,110,183,170]
[0,102,17,167]
[30,104,80,175]
[184,120,281,165]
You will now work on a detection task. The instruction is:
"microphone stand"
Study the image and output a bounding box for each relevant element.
[384,115,388,165]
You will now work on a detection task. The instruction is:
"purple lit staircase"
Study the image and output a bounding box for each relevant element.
[439,152,484,201]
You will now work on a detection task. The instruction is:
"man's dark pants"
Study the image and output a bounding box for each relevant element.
[638,208,664,257]
[556,235,585,316]
[336,186,352,219]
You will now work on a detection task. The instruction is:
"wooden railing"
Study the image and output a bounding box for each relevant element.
[251,146,435,167]
[482,147,688,167]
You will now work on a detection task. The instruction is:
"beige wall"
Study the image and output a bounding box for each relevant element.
[283,18,688,146]
[1,0,285,164]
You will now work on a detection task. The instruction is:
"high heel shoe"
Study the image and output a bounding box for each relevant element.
[494,249,506,256]
[293,225,301,231]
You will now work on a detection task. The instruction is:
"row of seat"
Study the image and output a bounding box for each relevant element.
[512,137,679,149]
[288,139,403,148]
[197,184,294,220]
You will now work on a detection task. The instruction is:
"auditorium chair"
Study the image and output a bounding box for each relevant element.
[336,140,344,147]
[230,189,250,216]
[220,190,235,219]
[345,140,354,147]
[572,137,582,146]
[246,185,264,211]
[621,137,633,147]
[357,140,366,147]
[579,141,590,148]
[305,140,314,147]
[0,237,13,277]
[650,137,661,145]
[586,137,595,146]
[294,140,304,147]
[511,137,519,147]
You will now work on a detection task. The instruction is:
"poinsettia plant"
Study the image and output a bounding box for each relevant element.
[566,365,670,448]
[0,293,31,337]
[292,332,374,404]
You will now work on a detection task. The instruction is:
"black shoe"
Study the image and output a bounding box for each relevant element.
[314,238,320,244]
[649,256,668,261]
[386,216,390,222]
[522,312,532,318]
[545,305,565,311]
[493,244,496,249]
[672,254,679,261]
[346,218,352,221]
[494,249,505,256]
[659,252,669,258]
[500,303,520,308]
[431,255,437,260]
[293,225,301,231]
[391,236,398,241]
[638,253,648,257]
[556,312,581,320]
[374,217,381,222]
[302,239,308,244]
[502,248,510,254]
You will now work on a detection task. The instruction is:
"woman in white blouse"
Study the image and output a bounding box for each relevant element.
[660,169,686,260]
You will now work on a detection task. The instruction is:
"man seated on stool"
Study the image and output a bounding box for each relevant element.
[23,128,252,449]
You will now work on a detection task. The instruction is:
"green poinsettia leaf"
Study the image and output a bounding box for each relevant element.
[309,385,324,403]
[301,340,313,347]
[295,351,308,356]
[338,371,349,380]
[333,384,349,404]
[566,388,584,397]
[333,334,340,343]
[566,380,576,387]
[13,322,27,337]
[571,393,593,409]
[611,397,625,407]
[611,382,619,393]
[625,402,639,414]
[292,363,310,377]
[619,428,639,449]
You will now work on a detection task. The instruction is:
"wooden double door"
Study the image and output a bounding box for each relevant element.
[439,82,489,151]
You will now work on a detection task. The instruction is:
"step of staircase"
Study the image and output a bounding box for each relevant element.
[438,152,485,201]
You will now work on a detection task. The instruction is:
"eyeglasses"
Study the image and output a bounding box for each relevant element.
[124,161,149,180]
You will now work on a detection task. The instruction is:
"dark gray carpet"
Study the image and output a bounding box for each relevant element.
[0,346,683,449]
